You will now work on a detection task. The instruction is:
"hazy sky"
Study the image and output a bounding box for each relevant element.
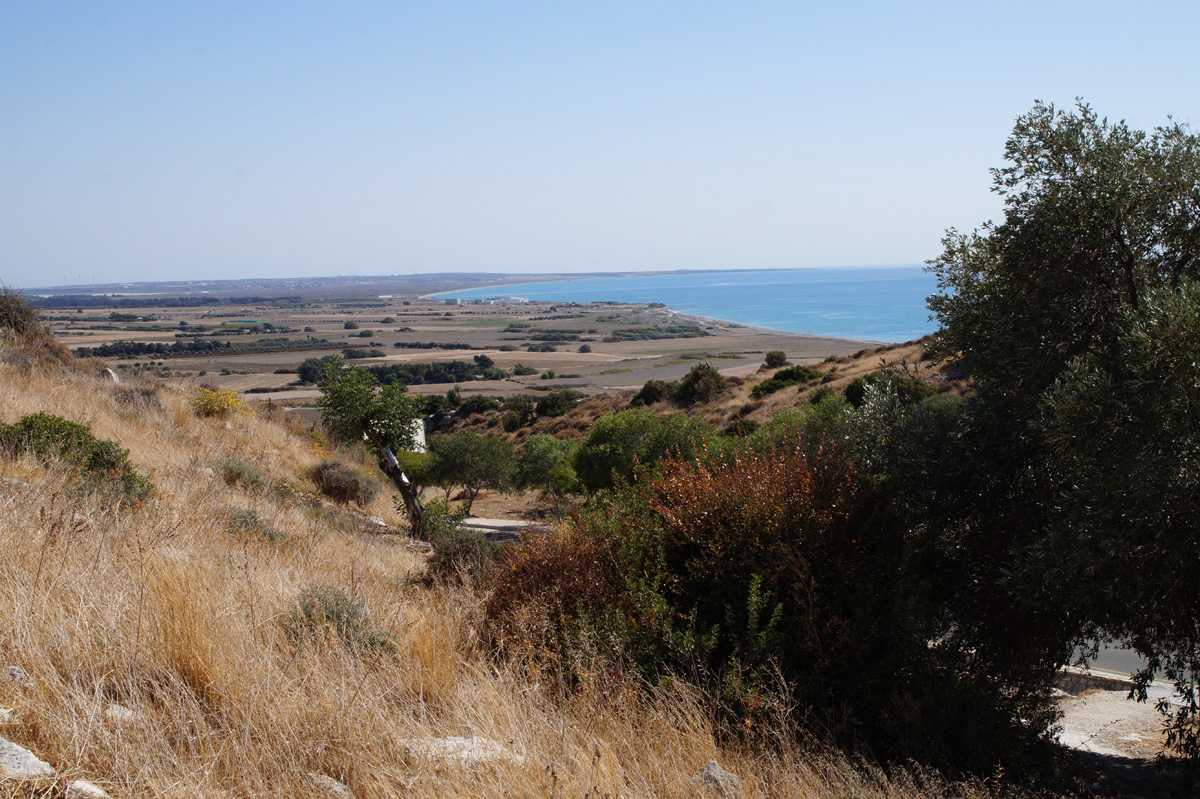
[3,2,1197,288]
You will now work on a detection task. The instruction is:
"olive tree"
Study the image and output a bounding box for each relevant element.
[514,434,579,520]
[425,431,516,515]
[927,100,1200,764]
[317,357,427,537]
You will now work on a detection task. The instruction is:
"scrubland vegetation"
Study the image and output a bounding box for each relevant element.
[0,293,1005,799]
[3,100,1199,797]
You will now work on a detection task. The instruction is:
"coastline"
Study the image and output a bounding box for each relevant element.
[423,266,933,345]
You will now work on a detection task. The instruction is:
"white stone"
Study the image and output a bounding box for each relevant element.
[0,477,30,492]
[66,779,111,799]
[0,708,15,725]
[103,704,139,725]
[308,772,355,799]
[399,735,525,767]
[99,368,120,384]
[3,665,32,688]
[0,735,54,778]
[201,467,216,479]
[682,761,742,798]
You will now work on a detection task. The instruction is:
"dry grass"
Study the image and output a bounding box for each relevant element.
[0,344,1006,798]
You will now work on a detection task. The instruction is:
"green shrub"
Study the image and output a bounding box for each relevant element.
[286,584,394,652]
[674,362,726,405]
[0,412,154,502]
[224,507,289,546]
[502,395,536,432]
[214,457,266,490]
[459,394,501,416]
[312,459,381,506]
[343,321,359,329]
[511,363,538,376]
[578,344,592,353]
[630,379,678,407]
[423,498,500,584]
[536,388,583,418]
[574,408,716,493]
[843,371,937,408]
[764,350,788,368]
[750,364,822,399]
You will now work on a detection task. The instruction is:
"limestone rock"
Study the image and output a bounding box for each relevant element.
[0,708,15,725]
[308,772,355,799]
[402,539,434,553]
[4,665,32,688]
[399,735,525,767]
[682,761,742,798]
[99,368,120,384]
[201,467,216,479]
[67,780,111,799]
[0,477,31,492]
[0,735,54,778]
[103,704,139,725]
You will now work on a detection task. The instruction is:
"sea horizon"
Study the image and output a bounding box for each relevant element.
[433,265,939,343]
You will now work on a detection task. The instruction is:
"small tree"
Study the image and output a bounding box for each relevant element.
[317,358,427,537]
[502,395,536,432]
[515,434,579,519]
[764,350,788,368]
[426,431,516,515]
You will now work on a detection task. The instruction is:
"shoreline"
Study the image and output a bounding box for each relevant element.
[423,266,928,346]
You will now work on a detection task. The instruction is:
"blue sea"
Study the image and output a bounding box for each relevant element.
[436,266,938,343]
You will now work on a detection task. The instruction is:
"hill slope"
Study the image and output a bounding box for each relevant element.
[1,305,994,798]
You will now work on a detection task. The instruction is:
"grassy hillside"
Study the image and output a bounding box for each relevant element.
[1,296,999,798]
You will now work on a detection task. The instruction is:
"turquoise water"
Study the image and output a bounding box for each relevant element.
[436,266,938,343]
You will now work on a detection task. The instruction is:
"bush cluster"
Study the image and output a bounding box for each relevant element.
[630,363,727,408]
[285,584,394,652]
[312,459,380,506]
[750,364,822,399]
[0,412,154,502]
[488,441,1054,772]
[193,387,249,417]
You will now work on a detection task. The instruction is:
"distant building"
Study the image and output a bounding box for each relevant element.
[494,296,528,305]
[444,298,461,306]
[378,295,392,300]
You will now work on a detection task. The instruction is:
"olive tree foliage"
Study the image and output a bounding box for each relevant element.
[574,409,715,493]
[514,433,579,520]
[317,357,427,537]
[425,431,516,515]
[927,100,1200,763]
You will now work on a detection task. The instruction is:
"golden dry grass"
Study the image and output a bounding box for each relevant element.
[0,347,1004,798]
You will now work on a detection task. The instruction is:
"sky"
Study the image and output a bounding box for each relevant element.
[2,1,1197,289]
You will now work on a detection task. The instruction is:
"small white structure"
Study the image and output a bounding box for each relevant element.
[444,298,461,306]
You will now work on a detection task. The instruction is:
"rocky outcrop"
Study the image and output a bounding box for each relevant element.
[682,760,743,798]
[66,780,111,799]
[399,735,525,767]
[0,735,54,778]
[308,772,355,798]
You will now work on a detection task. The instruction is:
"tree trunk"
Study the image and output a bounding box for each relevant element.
[378,445,425,540]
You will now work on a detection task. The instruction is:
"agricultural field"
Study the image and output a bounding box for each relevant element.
[47,291,870,408]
